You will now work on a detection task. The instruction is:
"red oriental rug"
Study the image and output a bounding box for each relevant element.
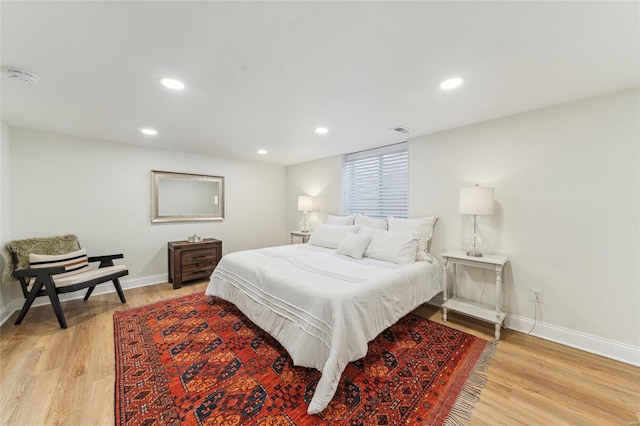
[114,292,494,426]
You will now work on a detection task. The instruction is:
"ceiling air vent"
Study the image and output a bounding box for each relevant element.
[392,125,413,135]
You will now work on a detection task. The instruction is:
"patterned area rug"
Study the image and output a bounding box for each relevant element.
[114,292,494,425]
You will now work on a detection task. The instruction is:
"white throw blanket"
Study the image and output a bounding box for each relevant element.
[205,244,442,414]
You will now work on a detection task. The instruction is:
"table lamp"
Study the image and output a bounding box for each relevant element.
[459,185,494,257]
[298,195,313,232]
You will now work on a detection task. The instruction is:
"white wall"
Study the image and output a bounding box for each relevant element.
[0,123,22,324]
[284,88,640,364]
[410,87,639,350]
[285,155,343,234]
[6,129,287,298]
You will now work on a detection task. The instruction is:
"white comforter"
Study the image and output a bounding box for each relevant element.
[205,244,442,414]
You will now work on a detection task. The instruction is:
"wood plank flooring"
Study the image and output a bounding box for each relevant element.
[1,282,638,425]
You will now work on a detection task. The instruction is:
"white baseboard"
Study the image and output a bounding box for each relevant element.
[0,273,167,327]
[0,298,23,326]
[505,314,640,367]
[3,281,638,367]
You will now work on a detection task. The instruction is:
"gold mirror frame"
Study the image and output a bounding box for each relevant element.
[151,170,225,223]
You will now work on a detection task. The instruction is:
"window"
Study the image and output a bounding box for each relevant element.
[343,142,408,219]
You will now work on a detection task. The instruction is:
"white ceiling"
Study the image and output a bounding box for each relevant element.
[1,1,638,166]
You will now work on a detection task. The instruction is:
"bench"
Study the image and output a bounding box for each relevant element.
[4,234,128,328]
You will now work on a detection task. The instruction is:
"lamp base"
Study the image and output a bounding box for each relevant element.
[466,250,484,257]
[462,214,488,258]
[299,213,309,232]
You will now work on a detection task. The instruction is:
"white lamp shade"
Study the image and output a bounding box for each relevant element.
[459,186,494,215]
[298,195,314,211]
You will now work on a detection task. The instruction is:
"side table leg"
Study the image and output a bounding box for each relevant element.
[495,265,503,340]
[496,266,503,318]
[442,257,448,322]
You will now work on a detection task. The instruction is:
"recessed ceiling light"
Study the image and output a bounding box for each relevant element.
[257,149,268,155]
[440,77,464,90]
[141,128,158,136]
[160,78,185,90]
[315,127,328,135]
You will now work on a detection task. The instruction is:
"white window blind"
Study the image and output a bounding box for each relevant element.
[343,142,408,219]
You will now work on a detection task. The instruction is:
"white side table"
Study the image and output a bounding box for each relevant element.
[290,231,311,244]
[442,250,509,340]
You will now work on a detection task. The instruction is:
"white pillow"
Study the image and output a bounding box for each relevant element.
[354,214,387,230]
[388,216,438,262]
[326,213,357,226]
[29,248,91,280]
[358,227,419,264]
[336,233,372,259]
[308,224,360,249]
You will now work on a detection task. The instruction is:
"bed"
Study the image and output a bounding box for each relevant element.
[205,243,442,414]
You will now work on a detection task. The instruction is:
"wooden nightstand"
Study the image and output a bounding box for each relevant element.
[441,250,509,340]
[168,238,222,289]
[290,231,311,244]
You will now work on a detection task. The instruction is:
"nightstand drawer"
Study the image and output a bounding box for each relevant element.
[182,248,219,266]
[182,261,217,273]
[182,267,215,282]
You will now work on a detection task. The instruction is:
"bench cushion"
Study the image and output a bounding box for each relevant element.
[53,264,127,288]
[28,264,127,290]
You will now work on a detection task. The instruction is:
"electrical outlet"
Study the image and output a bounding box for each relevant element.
[530,288,542,303]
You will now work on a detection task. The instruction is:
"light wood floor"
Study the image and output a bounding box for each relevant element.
[1,282,638,426]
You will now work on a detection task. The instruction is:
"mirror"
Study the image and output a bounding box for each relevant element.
[151,170,225,223]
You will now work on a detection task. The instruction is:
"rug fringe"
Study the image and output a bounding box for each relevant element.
[443,340,497,426]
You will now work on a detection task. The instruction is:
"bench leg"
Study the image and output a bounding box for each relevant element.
[43,281,67,329]
[83,286,96,301]
[113,278,126,303]
[15,282,45,325]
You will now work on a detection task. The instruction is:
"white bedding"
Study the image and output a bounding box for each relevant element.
[205,244,442,414]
